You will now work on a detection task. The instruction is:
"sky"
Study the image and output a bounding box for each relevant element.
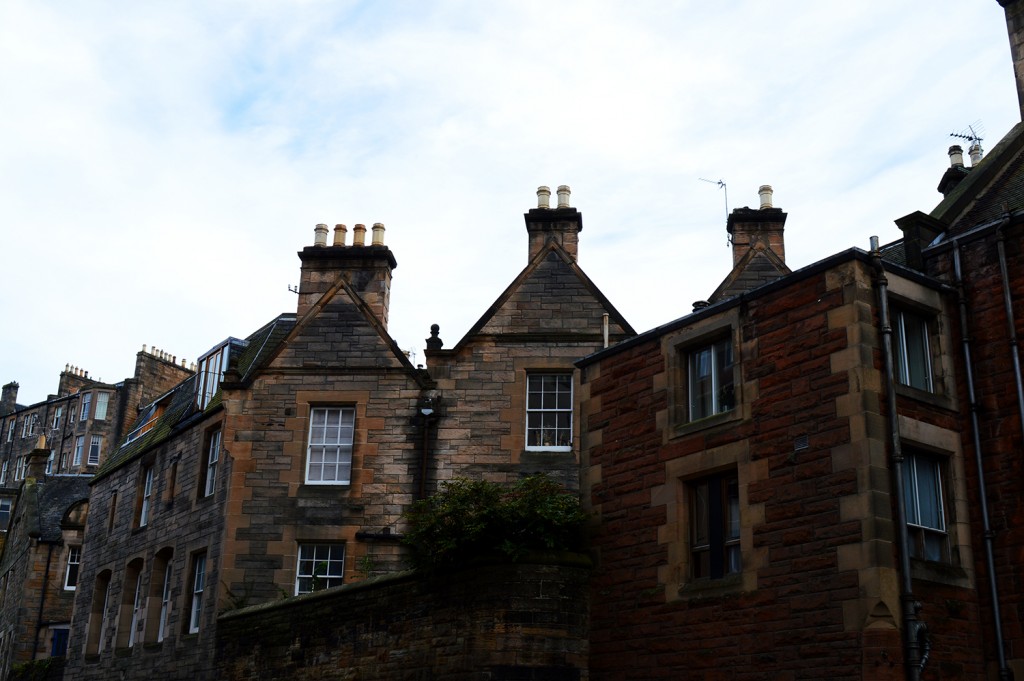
[1,1,1020,406]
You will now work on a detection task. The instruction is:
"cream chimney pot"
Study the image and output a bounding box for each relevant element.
[353,224,366,247]
[333,224,347,246]
[537,186,551,209]
[314,223,329,247]
[948,145,965,167]
[968,142,983,166]
[759,185,773,209]
[372,223,385,246]
[557,185,571,208]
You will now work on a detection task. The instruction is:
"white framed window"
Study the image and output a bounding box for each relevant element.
[0,461,6,484]
[22,414,37,438]
[51,406,62,431]
[94,392,110,421]
[894,308,933,392]
[73,436,84,466]
[196,341,239,410]
[88,436,102,465]
[45,450,54,474]
[138,466,154,527]
[305,407,355,484]
[902,450,949,562]
[295,543,345,595]
[202,429,221,498]
[157,564,172,642]
[128,572,144,647]
[80,393,91,421]
[188,553,206,634]
[14,457,25,481]
[690,471,741,580]
[5,421,12,442]
[525,374,573,450]
[0,498,11,530]
[64,546,81,590]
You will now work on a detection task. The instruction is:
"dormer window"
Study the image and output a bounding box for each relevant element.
[124,398,168,445]
[195,338,247,410]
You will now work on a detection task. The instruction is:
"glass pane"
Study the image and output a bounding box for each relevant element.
[915,457,943,530]
[691,480,709,547]
[689,348,713,420]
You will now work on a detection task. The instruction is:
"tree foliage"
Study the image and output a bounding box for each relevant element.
[402,475,587,570]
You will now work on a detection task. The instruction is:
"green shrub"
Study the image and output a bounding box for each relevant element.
[402,475,587,570]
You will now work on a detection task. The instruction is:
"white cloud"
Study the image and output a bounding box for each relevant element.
[0,0,1019,404]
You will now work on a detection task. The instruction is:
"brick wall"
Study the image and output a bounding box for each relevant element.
[216,555,591,681]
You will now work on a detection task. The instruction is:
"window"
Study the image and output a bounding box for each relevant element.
[306,407,355,484]
[13,457,25,481]
[894,308,933,392]
[128,572,143,647]
[0,499,11,530]
[145,550,173,643]
[80,393,91,421]
[526,374,573,450]
[64,546,81,590]
[124,399,167,444]
[107,492,118,533]
[45,450,54,474]
[188,553,207,634]
[22,414,37,438]
[688,338,735,420]
[73,436,84,466]
[88,436,102,465]
[86,570,112,655]
[903,451,948,562]
[51,406,63,431]
[50,627,69,658]
[201,429,221,498]
[5,421,12,442]
[295,544,345,595]
[94,392,109,421]
[0,461,7,485]
[195,340,244,410]
[690,471,741,580]
[138,466,154,527]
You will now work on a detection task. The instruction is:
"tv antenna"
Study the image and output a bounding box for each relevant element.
[699,177,729,245]
[949,121,984,147]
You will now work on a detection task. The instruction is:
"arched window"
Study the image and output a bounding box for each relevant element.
[85,569,112,656]
[144,548,174,644]
[115,559,145,648]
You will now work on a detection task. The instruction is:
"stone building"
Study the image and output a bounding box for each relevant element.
[64,191,631,680]
[577,4,1024,678]
[0,351,190,677]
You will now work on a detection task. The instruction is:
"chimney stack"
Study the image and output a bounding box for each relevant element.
[524,184,582,261]
[937,145,971,197]
[726,186,787,267]
[0,382,18,417]
[1000,0,1024,121]
[297,222,397,327]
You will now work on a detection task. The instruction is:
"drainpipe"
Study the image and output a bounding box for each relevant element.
[416,398,436,501]
[31,541,55,659]
[869,237,923,681]
[954,241,1011,675]
[995,222,1024,441]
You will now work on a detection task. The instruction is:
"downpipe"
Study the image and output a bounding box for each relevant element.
[869,237,924,681]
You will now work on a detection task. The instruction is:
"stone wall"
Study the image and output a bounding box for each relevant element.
[216,555,590,681]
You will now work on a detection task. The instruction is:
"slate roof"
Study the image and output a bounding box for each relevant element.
[94,313,297,482]
[0,475,90,574]
[708,246,791,303]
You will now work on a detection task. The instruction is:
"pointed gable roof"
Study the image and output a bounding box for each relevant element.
[439,240,635,353]
[708,244,792,303]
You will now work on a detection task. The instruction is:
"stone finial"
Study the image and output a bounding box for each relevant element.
[314,223,329,247]
[557,185,571,208]
[426,324,443,350]
[537,186,551,209]
[333,224,347,246]
[353,224,366,247]
[372,223,385,246]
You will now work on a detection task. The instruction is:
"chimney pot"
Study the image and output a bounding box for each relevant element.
[537,186,551,209]
[557,185,571,208]
[353,224,366,247]
[372,223,385,246]
[333,224,347,247]
[948,145,965,167]
[314,223,329,247]
[968,142,983,166]
[758,185,773,209]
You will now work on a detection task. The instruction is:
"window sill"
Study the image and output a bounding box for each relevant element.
[671,409,741,439]
[909,558,971,588]
[524,446,573,453]
[894,383,955,411]
[677,572,743,600]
